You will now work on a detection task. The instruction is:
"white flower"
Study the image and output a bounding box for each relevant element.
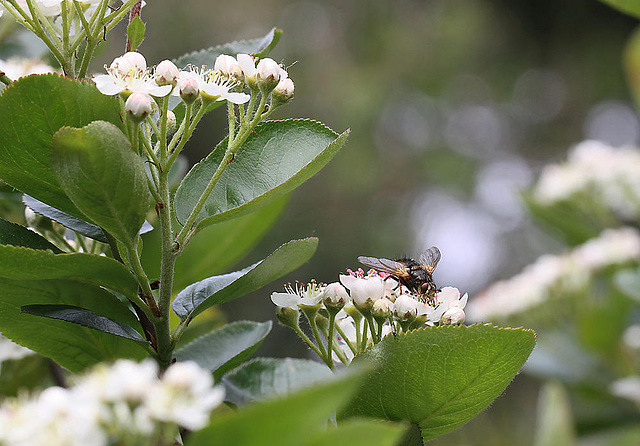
[236,53,258,84]
[466,227,640,321]
[178,76,200,102]
[271,281,324,310]
[0,334,33,363]
[94,52,172,97]
[176,66,249,104]
[146,361,224,430]
[0,57,56,79]
[611,376,640,403]
[339,273,385,310]
[372,297,393,319]
[441,306,466,325]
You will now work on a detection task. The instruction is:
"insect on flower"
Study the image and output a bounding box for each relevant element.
[358,246,442,305]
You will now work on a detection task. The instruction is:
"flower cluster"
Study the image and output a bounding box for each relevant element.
[0,57,56,81]
[271,269,468,368]
[0,359,224,446]
[532,140,640,221]
[466,227,640,321]
[94,51,293,120]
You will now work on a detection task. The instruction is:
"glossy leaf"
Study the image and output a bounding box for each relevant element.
[142,195,288,292]
[340,324,536,442]
[0,74,123,219]
[533,381,577,446]
[174,120,349,230]
[0,217,62,252]
[174,320,271,380]
[186,367,367,446]
[21,304,147,343]
[222,357,333,406]
[126,15,146,50]
[51,121,150,246]
[172,237,318,320]
[23,195,154,243]
[0,278,147,372]
[173,28,282,68]
[0,244,138,298]
[600,0,640,18]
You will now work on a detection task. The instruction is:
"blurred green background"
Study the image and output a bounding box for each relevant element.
[5,0,640,443]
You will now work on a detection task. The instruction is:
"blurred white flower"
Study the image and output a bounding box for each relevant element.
[467,227,640,321]
[611,376,640,404]
[533,140,640,220]
[0,57,56,80]
[146,361,225,431]
[0,334,33,364]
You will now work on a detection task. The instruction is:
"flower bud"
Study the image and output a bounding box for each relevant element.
[125,92,152,121]
[441,307,465,325]
[111,51,147,74]
[256,58,281,91]
[165,110,177,135]
[322,282,348,309]
[155,60,179,86]
[393,295,419,322]
[179,77,199,103]
[275,305,300,329]
[274,78,294,100]
[372,298,392,320]
[214,55,243,79]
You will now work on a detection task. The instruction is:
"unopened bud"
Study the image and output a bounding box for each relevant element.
[274,78,294,99]
[275,305,300,328]
[322,282,348,309]
[155,60,179,86]
[165,110,177,135]
[372,298,392,320]
[111,51,147,74]
[125,92,152,121]
[256,58,281,92]
[214,54,243,79]
[179,77,199,103]
[441,307,465,325]
[393,295,419,322]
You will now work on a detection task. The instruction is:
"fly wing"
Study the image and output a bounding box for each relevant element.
[419,246,441,273]
[358,256,406,275]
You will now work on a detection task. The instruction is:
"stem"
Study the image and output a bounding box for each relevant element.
[366,315,379,343]
[303,309,327,358]
[334,323,357,355]
[166,100,207,170]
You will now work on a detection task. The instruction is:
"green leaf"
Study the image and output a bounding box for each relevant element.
[175,119,349,230]
[23,195,153,243]
[599,0,640,18]
[142,195,288,292]
[0,244,138,298]
[23,195,108,243]
[0,278,147,372]
[0,74,124,219]
[305,420,406,446]
[222,357,333,406]
[533,381,577,446]
[174,321,272,380]
[0,217,62,252]
[340,324,536,442]
[172,237,318,320]
[186,367,367,446]
[173,28,282,68]
[21,304,147,343]
[126,15,146,50]
[51,121,151,246]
